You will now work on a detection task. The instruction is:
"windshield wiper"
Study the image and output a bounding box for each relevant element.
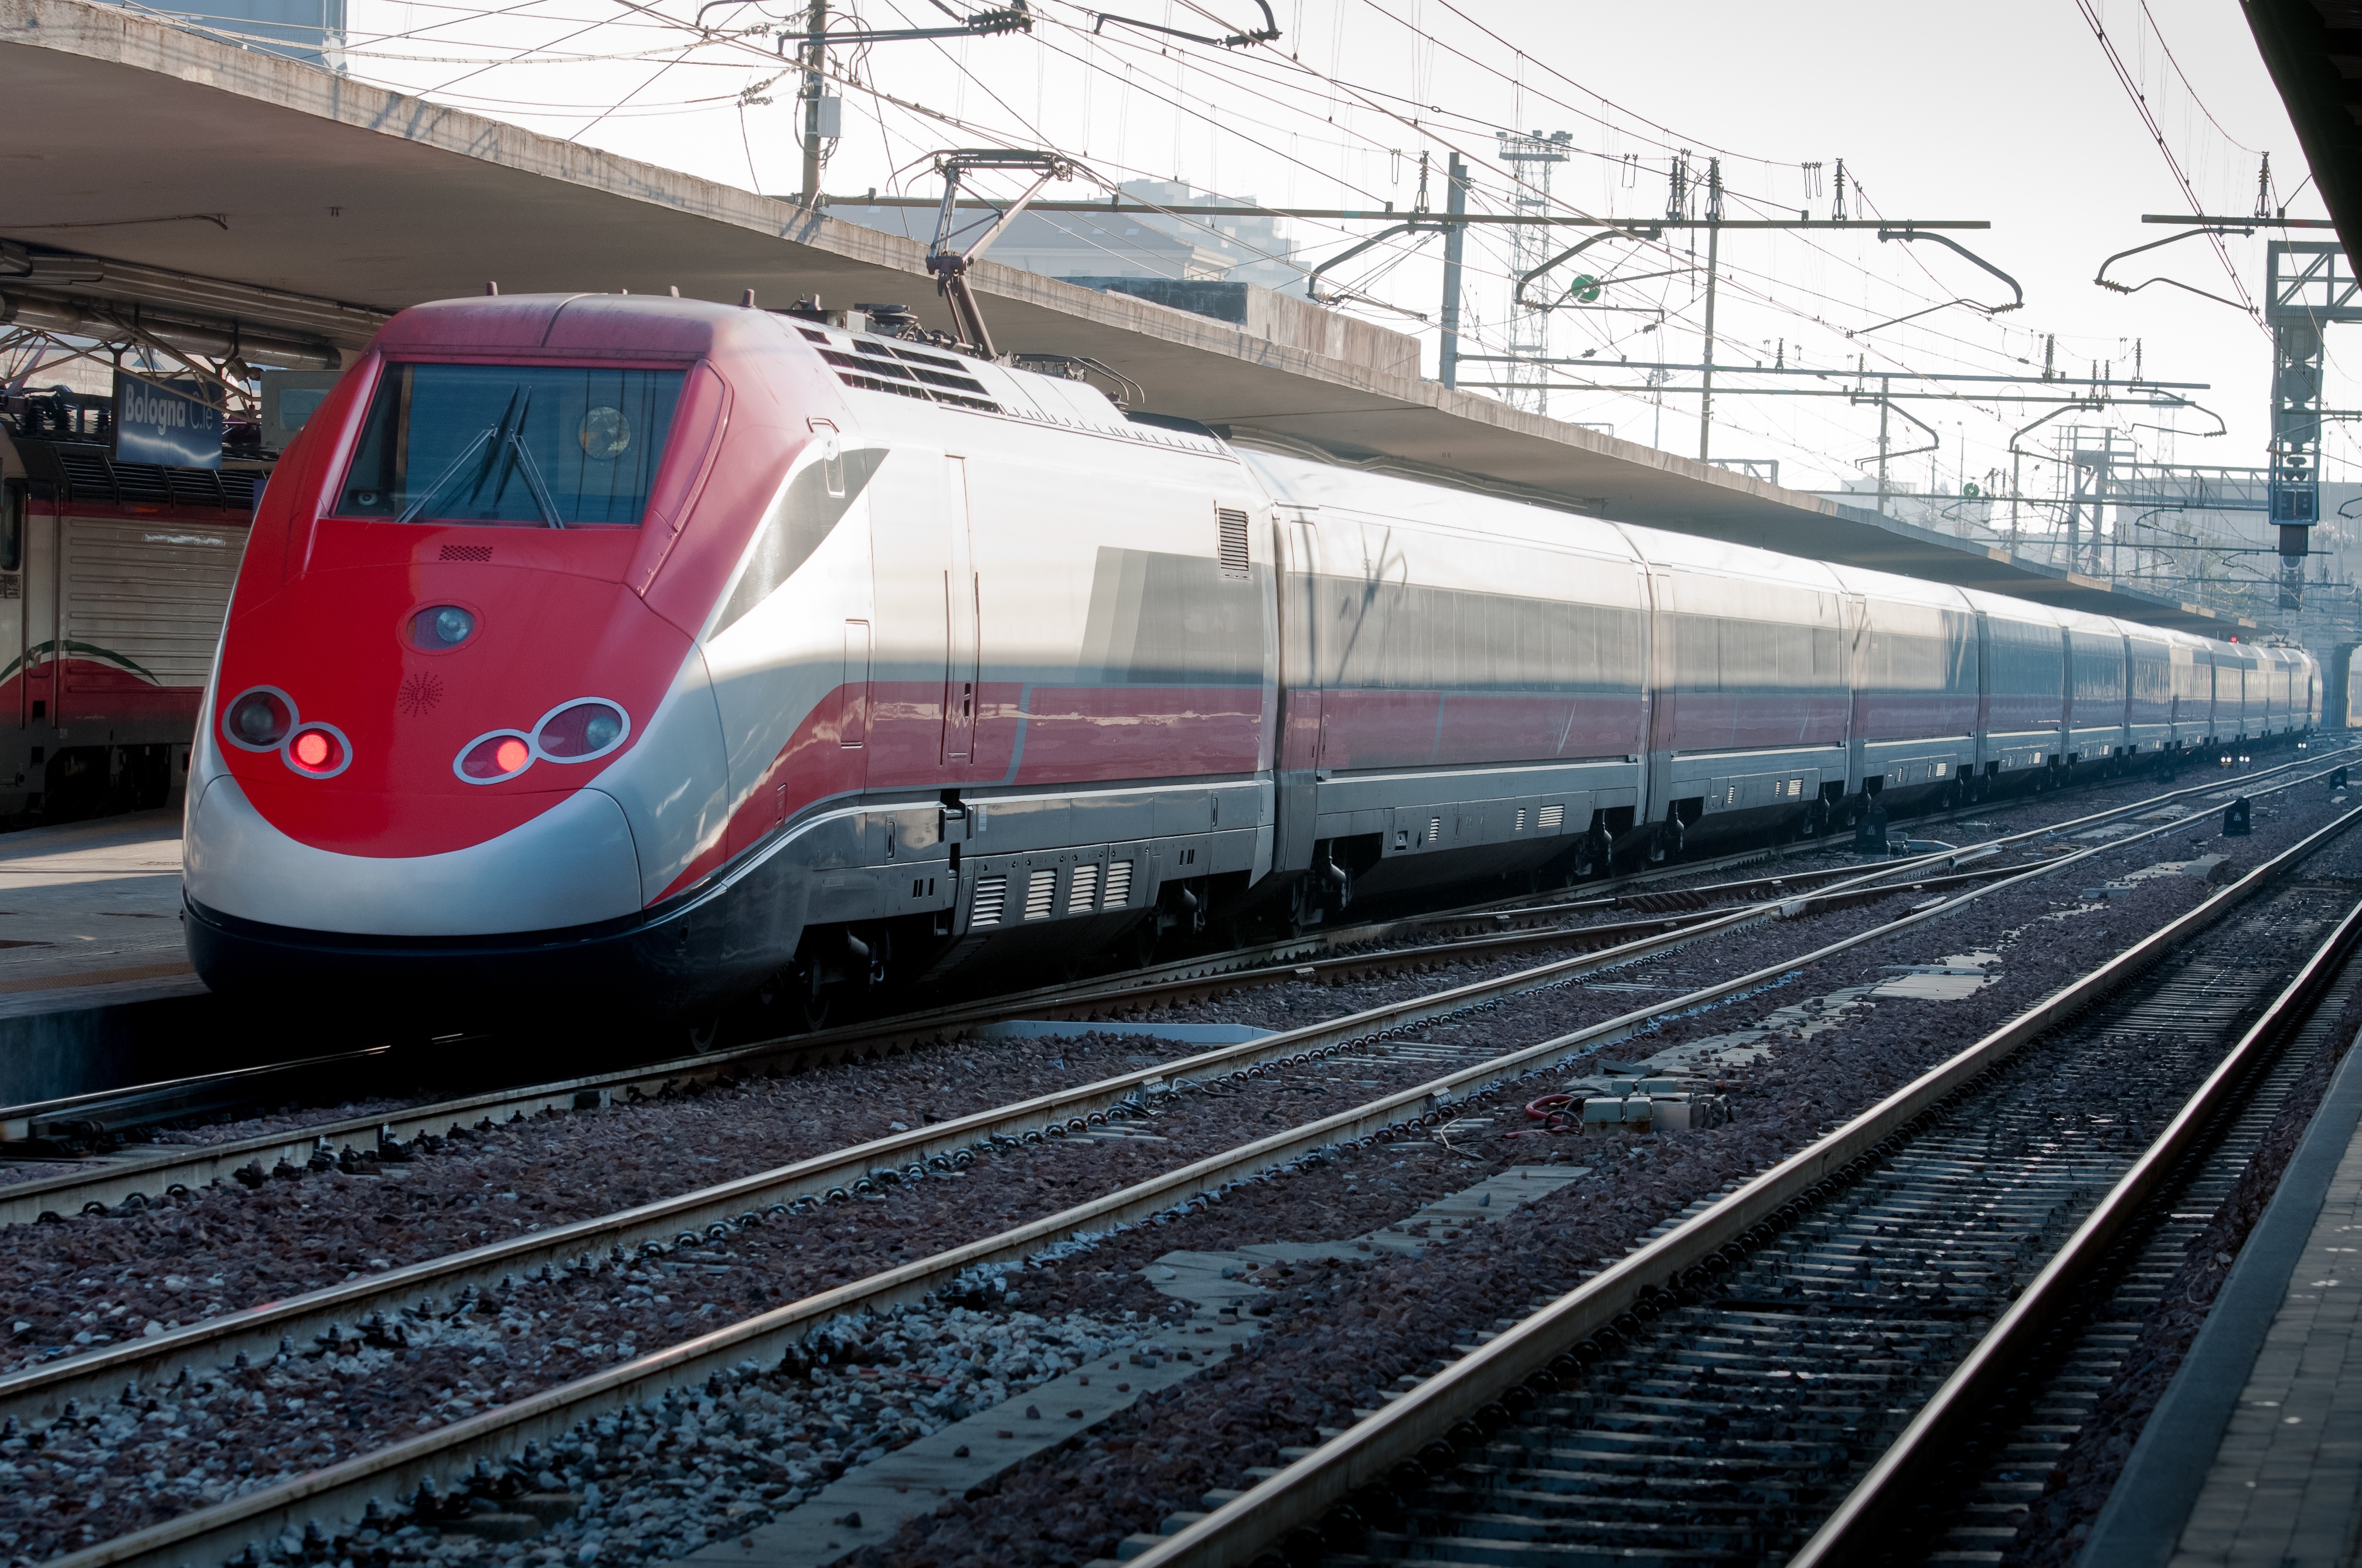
[481,388,566,530]
[394,387,566,529]
[394,425,496,524]
[504,427,566,530]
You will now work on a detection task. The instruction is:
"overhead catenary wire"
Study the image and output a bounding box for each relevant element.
[2074,0,2262,328]
[303,0,2260,550]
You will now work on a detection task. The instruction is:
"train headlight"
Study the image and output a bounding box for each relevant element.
[534,699,631,762]
[223,688,294,751]
[410,605,478,650]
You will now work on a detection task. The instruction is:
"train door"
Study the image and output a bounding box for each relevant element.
[940,455,979,773]
[1971,610,1993,775]
[1272,507,1322,877]
[1639,566,1674,840]
[2114,631,2135,753]
[2206,645,2223,742]
[1843,592,1870,796]
[866,446,950,787]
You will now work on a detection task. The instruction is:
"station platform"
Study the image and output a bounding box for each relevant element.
[2087,1031,2362,1564]
[0,809,215,1107]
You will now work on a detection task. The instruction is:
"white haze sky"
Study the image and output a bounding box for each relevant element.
[334,0,2341,498]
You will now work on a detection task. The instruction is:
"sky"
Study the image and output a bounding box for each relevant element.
[325,0,2342,506]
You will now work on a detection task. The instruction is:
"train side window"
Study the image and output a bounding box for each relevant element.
[0,481,22,574]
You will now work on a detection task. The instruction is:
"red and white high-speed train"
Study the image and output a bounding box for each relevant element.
[181,293,2319,1026]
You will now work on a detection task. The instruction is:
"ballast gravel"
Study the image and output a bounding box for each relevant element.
[2000,979,2362,1566]
[0,766,2344,1568]
[290,787,2362,1568]
[0,845,2023,1368]
[852,786,2362,1568]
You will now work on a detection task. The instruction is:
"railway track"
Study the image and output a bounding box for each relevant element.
[22,749,2349,1568]
[4,747,2319,1158]
[1111,794,2362,1568]
[5,746,2333,1230]
[0,802,1966,1152]
[1834,888,2362,1563]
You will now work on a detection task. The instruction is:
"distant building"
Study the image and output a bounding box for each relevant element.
[100,0,343,70]
[826,179,1300,292]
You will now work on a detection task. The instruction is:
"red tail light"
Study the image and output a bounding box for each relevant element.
[283,725,351,779]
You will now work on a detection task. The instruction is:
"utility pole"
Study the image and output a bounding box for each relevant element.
[1876,375,1891,515]
[1496,129,1572,414]
[797,0,828,209]
[2009,448,2023,546]
[1697,158,1722,461]
[1439,152,1469,391]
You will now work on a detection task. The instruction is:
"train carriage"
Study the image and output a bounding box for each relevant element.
[1238,448,1648,908]
[1963,589,2070,783]
[1625,529,1849,850]
[176,294,2318,1026]
[1824,566,1979,806]
[0,391,256,820]
[2057,605,2132,765]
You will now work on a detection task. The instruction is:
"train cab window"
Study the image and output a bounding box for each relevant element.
[336,363,686,527]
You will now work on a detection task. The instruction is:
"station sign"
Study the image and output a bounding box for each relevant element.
[112,372,223,470]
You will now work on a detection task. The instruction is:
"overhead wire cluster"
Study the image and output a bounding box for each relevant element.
[146,0,2346,605]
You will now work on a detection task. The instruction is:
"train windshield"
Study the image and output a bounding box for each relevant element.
[336,363,686,528]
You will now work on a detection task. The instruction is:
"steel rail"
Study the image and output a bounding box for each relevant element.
[0,887,1796,1233]
[0,797,1884,1148]
[1788,888,2362,1561]
[35,764,2341,1568]
[0,908,1716,1212]
[0,903,1785,1420]
[1,742,2324,1158]
[8,741,2325,1212]
[0,824,2054,1220]
[6,732,2296,1239]
[1117,800,2362,1568]
[0,790,1928,1142]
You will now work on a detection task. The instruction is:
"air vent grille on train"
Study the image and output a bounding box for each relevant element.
[1104,860,1135,906]
[818,347,1002,414]
[1023,868,1057,921]
[1429,816,1442,843]
[1515,807,1529,831]
[1068,862,1101,914]
[971,874,1008,928]
[1217,509,1251,579]
[1539,803,1565,829]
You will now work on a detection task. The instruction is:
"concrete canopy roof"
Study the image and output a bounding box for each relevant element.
[1,0,2258,636]
[2244,0,2362,272]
